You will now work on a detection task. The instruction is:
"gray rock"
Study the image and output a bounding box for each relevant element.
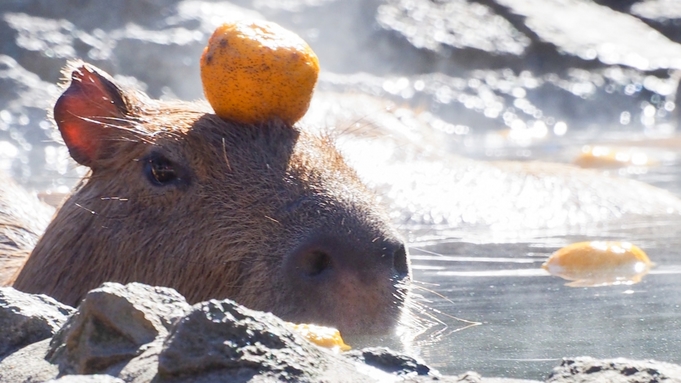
[158,298,327,378]
[377,0,531,55]
[400,371,542,382]
[494,0,681,71]
[372,0,681,135]
[1,282,407,382]
[547,356,681,383]
[0,287,73,357]
[47,282,192,375]
[630,0,681,45]
[0,338,58,383]
[110,338,163,383]
[47,375,125,383]
[403,371,483,382]
[631,0,681,22]
[345,347,435,376]
[157,298,388,382]
[0,282,440,382]
[375,0,681,71]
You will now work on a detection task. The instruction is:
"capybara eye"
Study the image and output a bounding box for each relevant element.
[145,154,177,186]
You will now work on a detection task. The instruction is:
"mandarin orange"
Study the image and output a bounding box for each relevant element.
[200,20,319,125]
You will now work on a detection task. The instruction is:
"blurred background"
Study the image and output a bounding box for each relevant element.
[2,0,681,380]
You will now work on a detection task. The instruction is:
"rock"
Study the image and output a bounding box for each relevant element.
[376,0,531,55]
[0,287,73,357]
[493,0,681,71]
[157,298,329,379]
[47,375,125,383]
[345,347,435,376]
[372,0,681,138]
[547,356,681,383]
[631,0,681,22]
[109,338,163,383]
[481,378,541,383]
[0,282,436,382]
[399,371,541,382]
[630,0,681,45]
[47,282,192,375]
[403,371,483,382]
[0,339,59,383]
[378,0,681,72]
[157,299,394,382]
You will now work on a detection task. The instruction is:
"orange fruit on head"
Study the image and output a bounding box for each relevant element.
[200,20,319,125]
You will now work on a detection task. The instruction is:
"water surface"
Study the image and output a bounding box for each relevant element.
[406,222,681,379]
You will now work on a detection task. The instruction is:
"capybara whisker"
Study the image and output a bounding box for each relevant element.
[73,203,97,215]
[221,137,232,171]
[409,246,444,257]
[399,282,481,341]
[99,197,129,201]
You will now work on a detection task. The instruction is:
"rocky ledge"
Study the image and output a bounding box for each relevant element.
[1,282,679,383]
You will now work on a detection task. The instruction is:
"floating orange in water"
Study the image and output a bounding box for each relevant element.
[200,20,319,125]
[287,322,351,352]
[574,145,652,168]
[542,241,653,287]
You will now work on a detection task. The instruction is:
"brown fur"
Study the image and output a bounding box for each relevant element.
[9,62,411,334]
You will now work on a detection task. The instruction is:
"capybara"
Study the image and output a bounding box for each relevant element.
[7,62,411,335]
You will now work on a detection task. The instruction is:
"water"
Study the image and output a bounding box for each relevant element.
[405,225,681,379]
[2,0,681,380]
[387,123,681,379]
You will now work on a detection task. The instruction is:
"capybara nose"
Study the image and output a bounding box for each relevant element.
[275,233,411,334]
[281,232,411,333]
[285,234,410,287]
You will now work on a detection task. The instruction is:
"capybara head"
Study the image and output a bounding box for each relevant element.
[12,63,411,335]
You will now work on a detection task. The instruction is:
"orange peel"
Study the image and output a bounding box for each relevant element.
[542,241,653,287]
[574,145,652,168]
[287,322,351,352]
[200,20,319,125]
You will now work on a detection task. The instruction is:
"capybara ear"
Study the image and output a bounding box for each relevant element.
[53,63,129,168]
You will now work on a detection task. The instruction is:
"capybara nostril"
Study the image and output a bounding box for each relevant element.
[280,232,410,333]
[285,234,409,285]
[391,242,410,278]
[299,249,333,278]
[286,238,338,282]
